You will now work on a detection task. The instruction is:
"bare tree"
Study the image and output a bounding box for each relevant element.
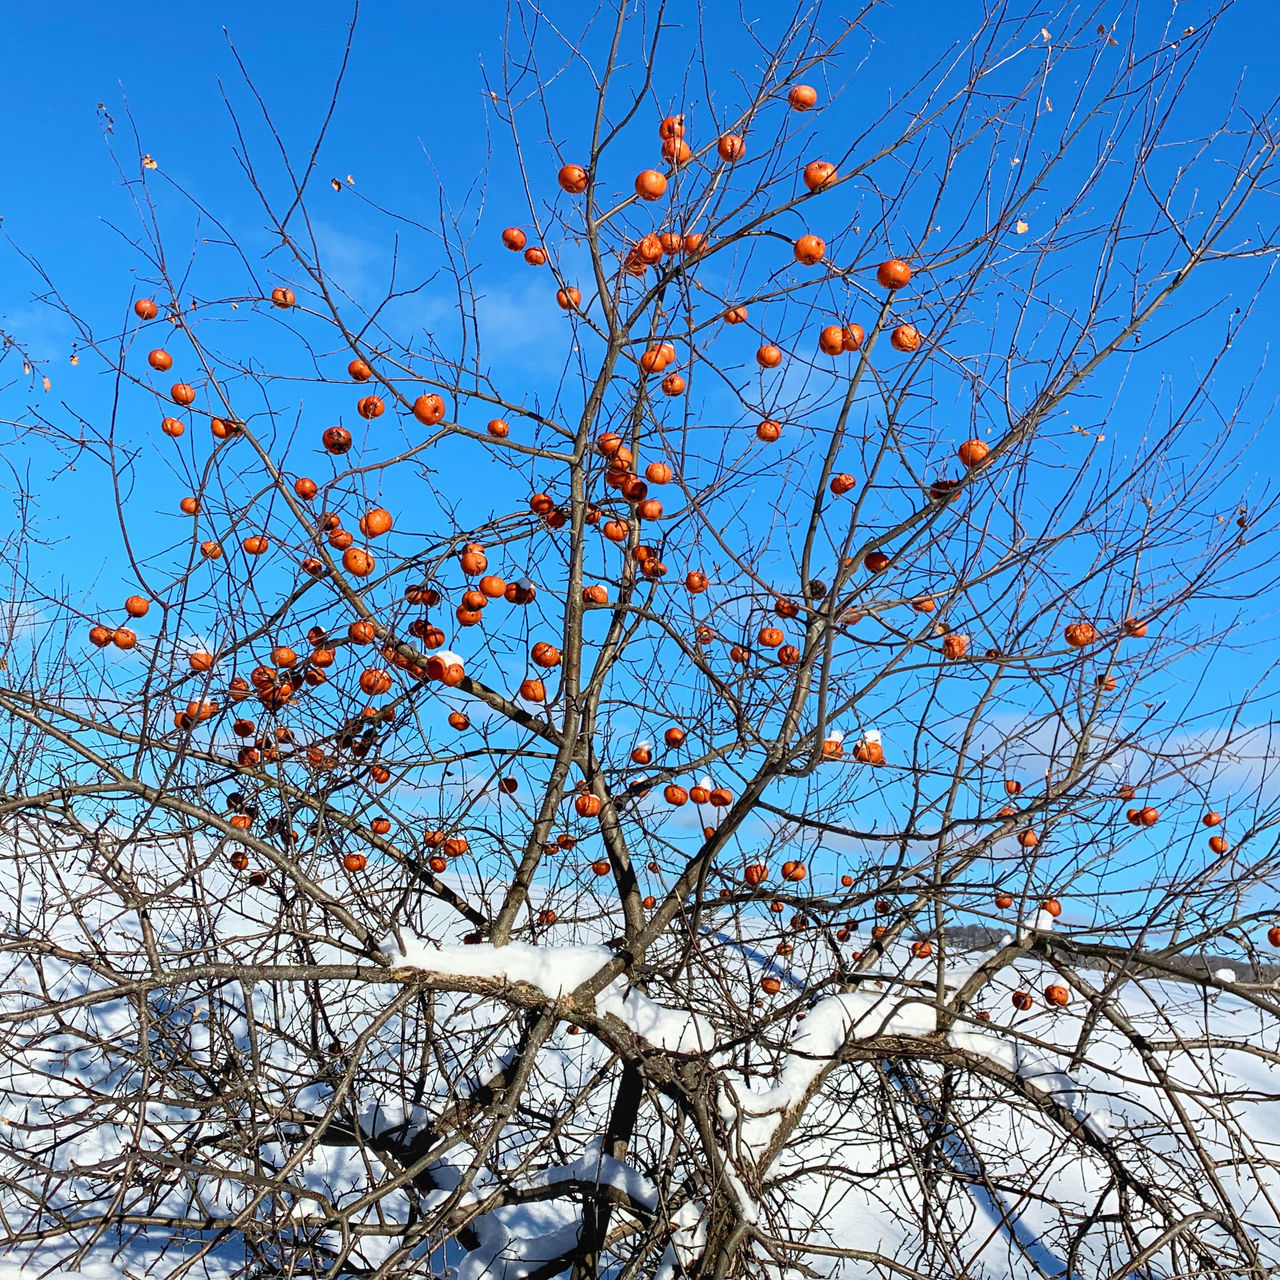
[2,3,1280,1278]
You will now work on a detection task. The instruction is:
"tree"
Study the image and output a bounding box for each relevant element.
[2,2,1280,1277]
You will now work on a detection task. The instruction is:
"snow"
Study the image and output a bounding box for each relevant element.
[603,983,715,1053]
[4,852,1280,1280]
[382,935,615,997]
[656,1201,708,1279]
[456,1197,580,1280]
[518,1138,659,1210]
[724,988,940,1156]
[949,1027,1115,1140]
[1017,907,1058,939]
[0,1264,117,1280]
[383,935,715,1052]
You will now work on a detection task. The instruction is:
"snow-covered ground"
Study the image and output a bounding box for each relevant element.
[0,843,1277,1280]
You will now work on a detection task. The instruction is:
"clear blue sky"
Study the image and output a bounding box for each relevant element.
[4,0,1277,346]
[4,0,1280,932]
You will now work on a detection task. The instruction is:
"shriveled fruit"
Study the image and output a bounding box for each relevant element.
[343,547,375,578]
[803,160,837,191]
[359,507,393,538]
[819,324,845,356]
[890,324,921,353]
[558,164,589,193]
[793,234,826,265]
[876,259,912,290]
[413,394,446,425]
[635,169,668,201]
[661,137,692,165]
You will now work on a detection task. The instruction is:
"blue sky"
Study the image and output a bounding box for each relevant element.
[4,0,1280,936]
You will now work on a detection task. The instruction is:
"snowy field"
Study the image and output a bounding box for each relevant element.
[0,842,1276,1280]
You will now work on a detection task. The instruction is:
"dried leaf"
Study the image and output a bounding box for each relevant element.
[346,174,355,186]
[70,354,80,366]
[42,376,51,392]
[21,362,30,376]
[331,178,341,192]
[142,154,158,170]
[1016,220,1029,234]
[1097,23,1106,34]
[1045,97,1053,112]
[1040,27,1051,39]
